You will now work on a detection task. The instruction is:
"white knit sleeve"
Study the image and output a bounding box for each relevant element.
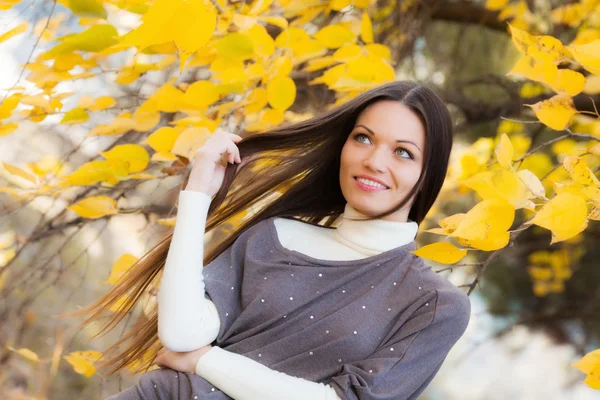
[196,347,342,400]
[157,190,221,352]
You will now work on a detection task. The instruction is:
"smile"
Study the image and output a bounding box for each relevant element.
[354,177,389,191]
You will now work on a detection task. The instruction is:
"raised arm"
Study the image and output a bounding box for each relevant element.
[157,189,221,351]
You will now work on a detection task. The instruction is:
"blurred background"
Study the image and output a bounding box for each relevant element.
[0,0,599,399]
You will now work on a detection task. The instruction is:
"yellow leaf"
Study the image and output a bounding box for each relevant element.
[364,43,391,62]
[27,155,68,178]
[116,69,141,85]
[67,0,107,18]
[551,4,585,27]
[0,122,18,136]
[572,349,600,374]
[106,254,138,284]
[7,346,40,362]
[569,39,600,75]
[243,87,268,114]
[20,94,55,113]
[314,24,356,49]
[0,93,21,119]
[171,127,213,159]
[132,109,160,132]
[583,75,600,95]
[245,108,284,131]
[422,227,447,235]
[77,94,94,109]
[45,24,118,57]
[268,55,293,80]
[0,162,38,187]
[67,195,118,219]
[61,107,89,124]
[256,16,288,30]
[304,56,339,72]
[463,169,537,210]
[151,83,186,113]
[100,144,150,174]
[411,242,468,264]
[0,22,28,43]
[216,32,255,60]
[450,198,515,242]
[64,350,103,377]
[549,69,586,96]
[344,55,395,85]
[508,23,534,55]
[89,96,116,111]
[267,76,296,111]
[184,80,220,109]
[563,156,600,186]
[525,94,577,131]
[485,0,509,10]
[529,192,588,244]
[275,27,310,49]
[333,45,362,62]
[247,23,275,57]
[120,0,216,71]
[88,116,135,136]
[171,0,218,70]
[360,12,373,44]
[580,185,600,202]
[0,0,21,11]
[246,61,266,80]
[330,0,351,11]
[144,127,181,153]
[61,160,115,186]
[589,142,600,156]
[233,14,258,30]
[507,54,558,84]
[517,169,546,198]
[495,133,514,169]
[437,213,466,234]
[456,229,511,251]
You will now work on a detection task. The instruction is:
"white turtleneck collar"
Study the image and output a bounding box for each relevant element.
[334,203,419,256]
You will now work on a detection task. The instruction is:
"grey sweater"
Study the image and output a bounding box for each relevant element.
[106,216,471,400]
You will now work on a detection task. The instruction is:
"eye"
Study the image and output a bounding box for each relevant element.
[353,132,414,160]
[354,133,370,144]
[395,148,414,160]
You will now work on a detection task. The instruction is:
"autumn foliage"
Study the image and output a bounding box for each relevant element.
[1,0,599,397]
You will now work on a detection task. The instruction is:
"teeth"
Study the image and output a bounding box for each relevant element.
[357,178,387,189]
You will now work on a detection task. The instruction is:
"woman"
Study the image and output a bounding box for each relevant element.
[71,81,471,400]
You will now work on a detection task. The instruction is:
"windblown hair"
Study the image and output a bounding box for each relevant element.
[61,80,454,375]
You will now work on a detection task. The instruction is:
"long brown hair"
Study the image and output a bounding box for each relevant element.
[61,80,454,375]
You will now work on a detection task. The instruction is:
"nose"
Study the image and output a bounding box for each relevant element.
[363,147,386,173]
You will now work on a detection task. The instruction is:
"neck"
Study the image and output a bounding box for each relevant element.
[334,203,419,256]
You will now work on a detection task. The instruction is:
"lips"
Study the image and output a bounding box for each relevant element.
[354,176,389,189]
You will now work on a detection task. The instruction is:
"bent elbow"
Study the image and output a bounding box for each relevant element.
[158,324,219,352]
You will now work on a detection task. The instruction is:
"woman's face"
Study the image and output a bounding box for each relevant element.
[339,100,426,222]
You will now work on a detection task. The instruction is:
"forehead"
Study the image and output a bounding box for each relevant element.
[355,100,426,148]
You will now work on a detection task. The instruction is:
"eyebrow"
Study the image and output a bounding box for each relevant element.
[355,124,421,151]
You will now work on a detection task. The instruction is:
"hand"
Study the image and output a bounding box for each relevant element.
[186,128,243,197]
[154,344,214,374]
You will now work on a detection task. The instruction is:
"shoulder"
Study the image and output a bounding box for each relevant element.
[412,257,471,336]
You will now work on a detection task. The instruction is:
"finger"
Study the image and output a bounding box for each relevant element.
[229,133,243,142]
[227,142,238,164]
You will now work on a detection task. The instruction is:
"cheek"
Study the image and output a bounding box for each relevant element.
[339,144,352,170]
